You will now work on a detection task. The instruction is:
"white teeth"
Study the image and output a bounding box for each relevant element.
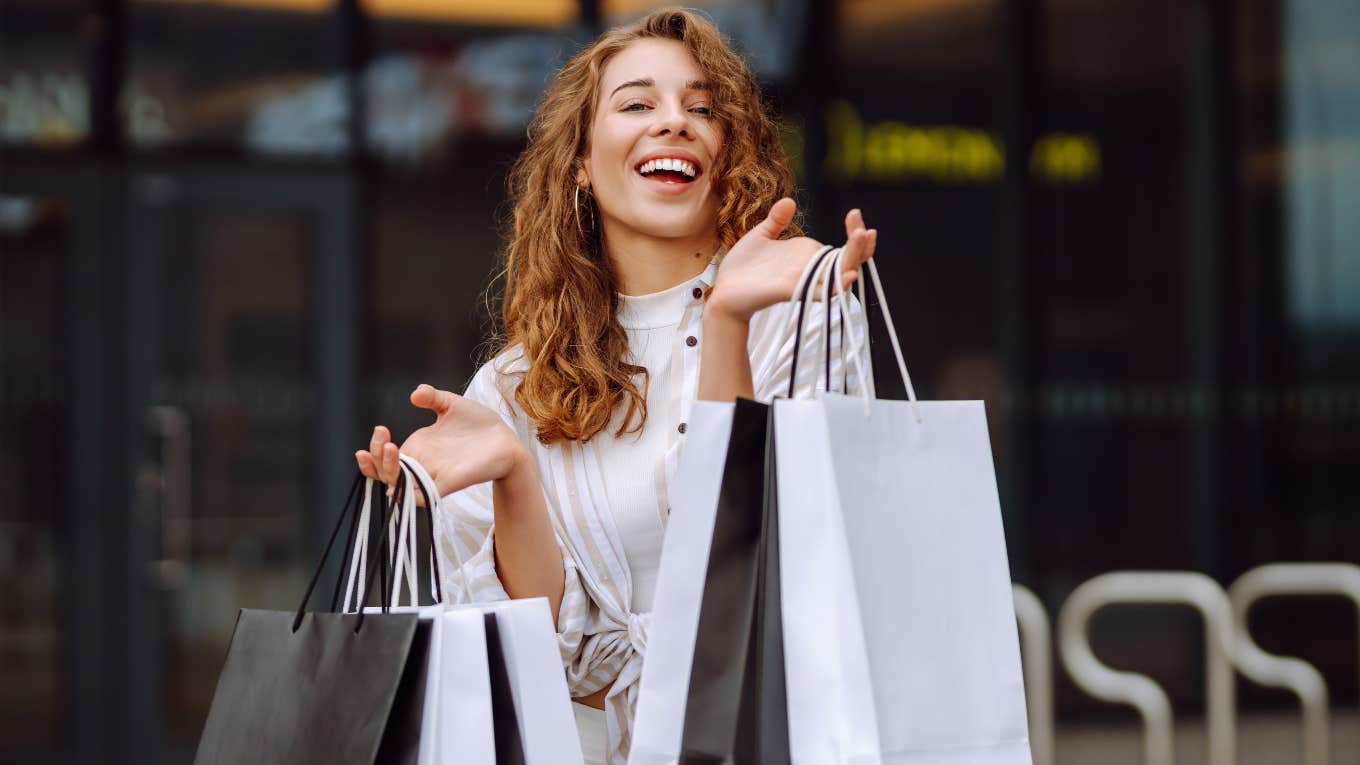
[638,158,698,178]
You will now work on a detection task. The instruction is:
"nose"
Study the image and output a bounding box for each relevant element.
[650,100,693,139]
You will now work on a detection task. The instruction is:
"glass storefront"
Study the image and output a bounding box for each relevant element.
[1,0,1356,760]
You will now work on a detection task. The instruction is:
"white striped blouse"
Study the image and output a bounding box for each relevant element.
[433,248,869,765]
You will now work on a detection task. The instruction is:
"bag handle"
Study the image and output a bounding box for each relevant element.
[342,472,393,613]
[292,471,404,632]
[787,245,865,398]
[400,455,455,596]
[817,243,867,396]
[784,244,921,417]
[835,255,921,418]
[385,468,419,608]
[384,455,453,607]
[784,245,837,399]
[292,473,364,632]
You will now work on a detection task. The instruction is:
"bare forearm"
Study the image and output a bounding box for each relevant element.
[698,308,754,402]
[491,449,565,626]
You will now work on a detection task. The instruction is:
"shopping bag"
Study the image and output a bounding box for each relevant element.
[467,598,582,765]
[630,247,843,765]
[776,253,1032,764]
[635,246,1031,765]
[396,457,584,765]
[195,475,429,765]
[369,456,530,765]
[629,398,787,765]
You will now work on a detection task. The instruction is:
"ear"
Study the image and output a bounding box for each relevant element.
[576,164,591,190]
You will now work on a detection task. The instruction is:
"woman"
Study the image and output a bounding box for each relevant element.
[355,8,879,763]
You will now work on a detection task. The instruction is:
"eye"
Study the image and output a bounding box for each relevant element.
[622,102,649,111]
[691,106,712,116]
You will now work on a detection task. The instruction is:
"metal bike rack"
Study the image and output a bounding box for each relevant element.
[1014,584,1054,765]
[1228,562,1360,765]
[1057,572,1237,765]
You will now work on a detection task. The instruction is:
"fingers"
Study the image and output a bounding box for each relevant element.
[355,449,378,479]
[756,197,797,240]
[411,383,457,416]
[840,208,877,291]
[844,208,865,239]
[382,442,400,496]
[355,425,401,487]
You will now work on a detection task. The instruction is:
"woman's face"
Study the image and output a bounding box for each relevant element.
[581,38,725,242]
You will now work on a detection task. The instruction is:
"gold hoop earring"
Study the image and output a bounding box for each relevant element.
[574,184,596,240]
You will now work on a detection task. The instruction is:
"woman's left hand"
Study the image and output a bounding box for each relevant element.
[707,197,878,323]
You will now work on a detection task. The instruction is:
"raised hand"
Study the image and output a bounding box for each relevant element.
[707,197,878,322]
[355,384,526,501]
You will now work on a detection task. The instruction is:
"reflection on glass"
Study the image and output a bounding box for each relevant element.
[0,0,92,145]
[363,8,575,164]
[146,211,315,741]
[0,193,68,753]
[603,0,792,80]
[1283,0,1360,329]
[126,0,343,154]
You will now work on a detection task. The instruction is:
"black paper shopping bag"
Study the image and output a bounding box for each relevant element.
[195,476,430,765]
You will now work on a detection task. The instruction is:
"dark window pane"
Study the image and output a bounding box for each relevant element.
[0,193,70,753]
[144,205,318,742]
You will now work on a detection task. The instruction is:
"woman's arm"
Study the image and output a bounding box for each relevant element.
[697,307,755,401]
[699,199,877,402]
[489,446,565,619]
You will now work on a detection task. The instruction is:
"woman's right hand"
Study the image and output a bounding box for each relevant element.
[355,383,527,502]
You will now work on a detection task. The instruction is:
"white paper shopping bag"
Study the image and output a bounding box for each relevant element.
[773,396,884,765]
[778,255,1031,765]
[400,455,583,765]
[629,400,737,765]
[466,598,584,765]
[423,607,497,765]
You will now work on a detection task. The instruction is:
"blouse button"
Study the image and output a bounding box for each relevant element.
[691,286,703,300]
[685,335,698,347]
[678,422,687,434]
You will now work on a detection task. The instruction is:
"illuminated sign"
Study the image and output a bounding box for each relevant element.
[823,100,1101,185]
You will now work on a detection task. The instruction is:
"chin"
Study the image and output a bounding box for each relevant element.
[633,205,716,238]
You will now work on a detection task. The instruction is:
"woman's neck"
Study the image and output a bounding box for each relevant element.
[601,225,719,296]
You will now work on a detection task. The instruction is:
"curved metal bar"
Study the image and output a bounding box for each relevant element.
[1057,572,1237,765]
[1013,584,1054,765]
[1228,562,1360,765]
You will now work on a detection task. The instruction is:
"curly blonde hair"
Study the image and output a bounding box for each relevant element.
[489,7,803,444]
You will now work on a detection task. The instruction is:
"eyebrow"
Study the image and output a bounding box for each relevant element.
[609,77,712,99]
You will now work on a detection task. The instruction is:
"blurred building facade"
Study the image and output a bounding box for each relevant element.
[1,0,1356,762]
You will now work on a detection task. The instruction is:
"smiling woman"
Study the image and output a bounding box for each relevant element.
[352,8,879,764]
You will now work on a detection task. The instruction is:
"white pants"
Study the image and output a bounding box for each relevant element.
[572,701,608,765]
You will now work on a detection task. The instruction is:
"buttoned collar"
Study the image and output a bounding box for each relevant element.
[616,244,726,329]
